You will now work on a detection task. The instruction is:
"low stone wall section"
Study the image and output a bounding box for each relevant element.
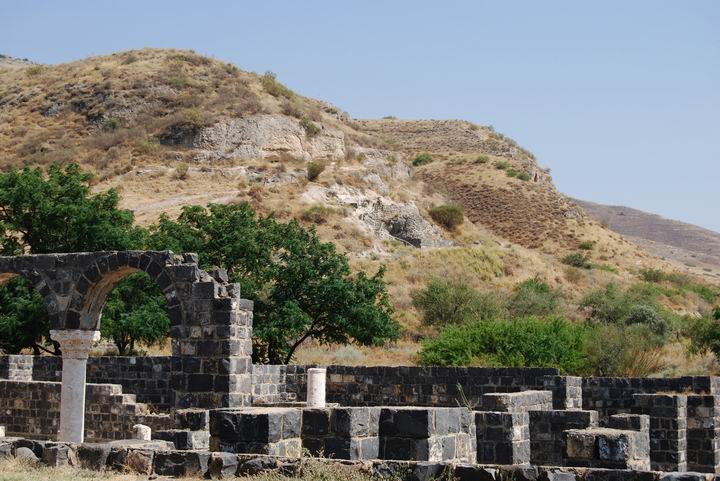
[285,365,560,407]
[0,380,172,441]
[0,435,713,480]
[582,377,720,421]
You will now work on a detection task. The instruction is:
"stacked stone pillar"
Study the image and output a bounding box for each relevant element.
[632,393,688,472]
[687,395,720,473]
[169,265,253,408]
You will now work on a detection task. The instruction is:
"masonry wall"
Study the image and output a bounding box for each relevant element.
[284,365,559,406]
[0,379,173,442]
[582,377,719,421]
[6,355,175,409]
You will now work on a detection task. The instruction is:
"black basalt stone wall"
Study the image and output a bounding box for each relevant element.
[284,365,560,407]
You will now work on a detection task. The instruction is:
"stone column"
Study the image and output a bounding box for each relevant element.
[307,368,327,408]
[49,329,100,443]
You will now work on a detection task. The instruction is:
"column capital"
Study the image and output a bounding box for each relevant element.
[50,329,100,359]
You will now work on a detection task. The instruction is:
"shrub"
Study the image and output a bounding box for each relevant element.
[300,204,336,224]
[507,277,561,318]
[580,282,635,324]
[134,136,160,154]
[578,240,594,250]
[474,155,489,164]
[494,160,510,170]
[580,282,673,338]
[428,203,464,230]
[412,279,504,327]
[625,304,668,336]
[689,283,718,304]
[562,252,592,269]
[412,153,433,167]
[582,323,666,377]
[418,317,587,373]
[306,161,325,181]
[260,71,294,98]
[640,268,665,282]
[26,65,45,77]
[174,162,189,180]
[516,171,531,181]
[505,168,518,178]
[300,117,320,138]
[102,117,121,131]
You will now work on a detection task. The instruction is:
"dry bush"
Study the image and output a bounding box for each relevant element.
[306,161,325,181]
[86,126,146,151]
[260,71,293,98]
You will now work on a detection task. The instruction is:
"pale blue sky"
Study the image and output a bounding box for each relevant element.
[3,1,719,231]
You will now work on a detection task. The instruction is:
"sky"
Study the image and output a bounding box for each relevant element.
[3,1,719,231]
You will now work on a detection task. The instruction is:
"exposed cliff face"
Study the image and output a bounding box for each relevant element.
[193,114,347,162]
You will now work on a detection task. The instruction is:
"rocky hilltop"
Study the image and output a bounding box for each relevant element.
[0,48,715,363]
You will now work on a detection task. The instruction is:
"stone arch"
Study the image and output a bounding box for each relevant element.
[0,257,61,328]
[66,251,186,331]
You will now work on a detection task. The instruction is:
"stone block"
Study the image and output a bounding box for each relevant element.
[476,411,530,464]
[153,429,210,450]
[564,427,650,470]
[175,408,210,431]
[76,444,111,470]
[380,408,432,438]
[15,446,38,462]
[379,407,475,462]
[42,443,76,467]
[481,390,554,413]
[153,450,210,477]
[529,409,599,466]
[210,407,302,456]
[208,452,239,478]
[608,414,650,433]
[301,407,381,460]
[0,442,12,461]
[126,449,154,474]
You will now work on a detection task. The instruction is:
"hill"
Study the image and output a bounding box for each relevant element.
[574,199,720,279]
[1,48,717,367]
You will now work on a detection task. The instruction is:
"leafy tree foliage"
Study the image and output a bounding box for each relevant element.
[0,277,49,354]
[101,272,170,355]
[148,203,400,363]
[0,164,150,354]
[0,163,145,255]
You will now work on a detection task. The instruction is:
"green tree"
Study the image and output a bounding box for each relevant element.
[0,163,145,255]
[149,203,400,363]
[101,272,170,355]
[0,277,49,354]
[0,163,148,354]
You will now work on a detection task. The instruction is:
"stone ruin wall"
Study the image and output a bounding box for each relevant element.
[3,357,720,476]
[4,252,720,477]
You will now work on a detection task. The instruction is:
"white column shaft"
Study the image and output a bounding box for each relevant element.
[306,368,327,408]
[50,329,100,444]
[58,357,89,443]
